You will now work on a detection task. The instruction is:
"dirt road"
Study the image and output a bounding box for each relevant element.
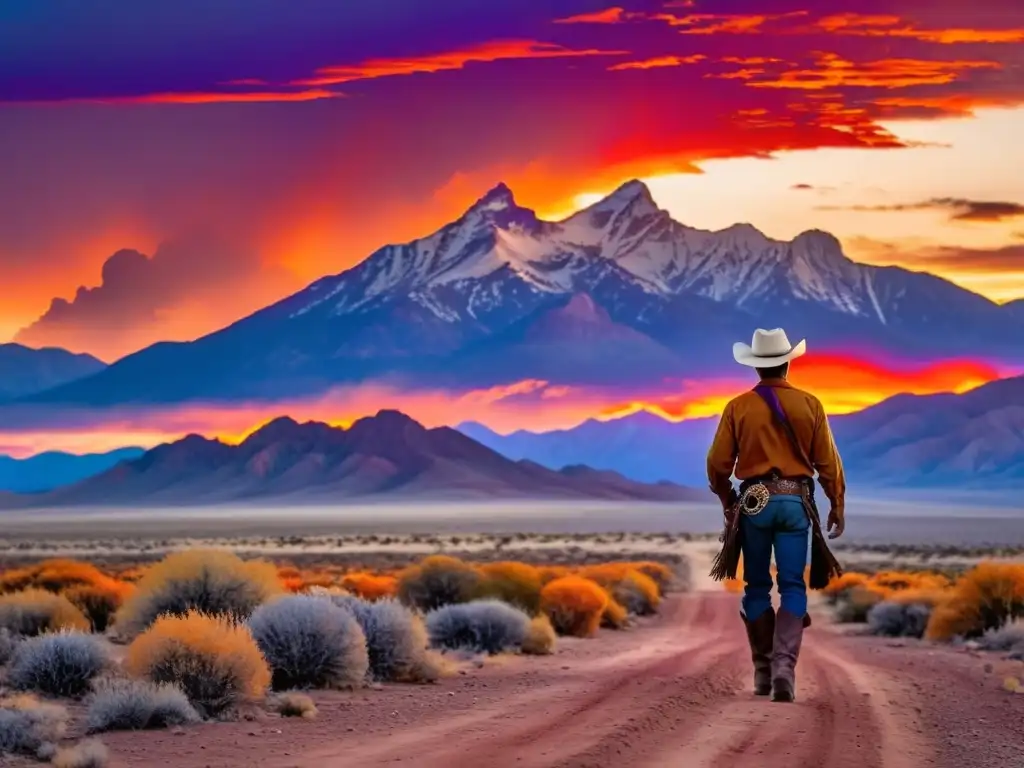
[104,592,1024,768]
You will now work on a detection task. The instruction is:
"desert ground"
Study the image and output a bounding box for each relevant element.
[1,499,1022,768]
[90,592,1022,768]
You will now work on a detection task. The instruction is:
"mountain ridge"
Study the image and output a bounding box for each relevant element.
[0,343,107,401]
[0,409,703,507]
[458,375,1024,490]
[15,179,1021,406]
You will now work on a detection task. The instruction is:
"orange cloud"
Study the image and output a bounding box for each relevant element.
[553,8,805,35]
[50,89,341,105]
[873,93,1024,118]
[609,54,705,71]
[667,11,808,35]
[722,56,784,65]
[746,52,1000,90]
[0,354,1006,457]
[816,13,1024,44]
[293,40,628,86]
[554,7,631,24]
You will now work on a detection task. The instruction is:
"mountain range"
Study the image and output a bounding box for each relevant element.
[461,375,1024,490]
[0,344,106,401]
[16,180,1022,406]
[0,410,702,507]
[0,447,144,493]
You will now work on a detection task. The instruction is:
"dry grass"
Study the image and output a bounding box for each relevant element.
[124,611,271,718]
[269,692,318,719]
[51,738,109,768]
[521,615,557,655]
[540,576,609,638]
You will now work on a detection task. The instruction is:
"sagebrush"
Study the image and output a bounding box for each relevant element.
[333,596,437,682]
[248,595,368,690]
[398,556,480,612]
[426,599,530,655]
[86,678,200,733]
[8,632,109,697]
[0,695,68,757]
[866,601,931,638]
[0,628,16,666]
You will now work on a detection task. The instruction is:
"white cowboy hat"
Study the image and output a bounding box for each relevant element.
[733,328,807,367]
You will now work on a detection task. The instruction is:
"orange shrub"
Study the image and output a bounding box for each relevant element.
[115,550,283,639]
[926,563,1024,641]
[823,572,869,598]
[34,560,111,593]
[540,576,608,638]
[536,566,571,585]
[581,565,661,615]
[0,588,90,636]
[601,595,629,629]
[873,571,951,593]
[0,558,123,596]
[341,572,398,601]
[628,561,675,593]
[475,562,543,613]
[125,611,270,717]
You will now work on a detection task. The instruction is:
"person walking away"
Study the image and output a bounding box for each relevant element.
[706,328,845,702]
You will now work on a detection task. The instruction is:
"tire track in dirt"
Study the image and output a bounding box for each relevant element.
[295,593,733,767]
[317,592,934,768]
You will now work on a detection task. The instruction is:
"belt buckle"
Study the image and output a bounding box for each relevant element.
[739,483,770,516]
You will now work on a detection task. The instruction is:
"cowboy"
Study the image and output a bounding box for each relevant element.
[707,328,845,703]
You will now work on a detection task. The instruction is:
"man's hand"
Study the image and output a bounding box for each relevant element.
[827,509,845,539]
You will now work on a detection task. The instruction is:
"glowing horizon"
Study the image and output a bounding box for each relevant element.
[0,353,1009,459]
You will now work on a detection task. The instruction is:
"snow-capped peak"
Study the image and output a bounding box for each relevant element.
[288,178,897,326]
[469,182,516,213]
[570,179,663,223]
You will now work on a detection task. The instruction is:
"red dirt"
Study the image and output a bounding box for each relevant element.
[95,592,1023,768]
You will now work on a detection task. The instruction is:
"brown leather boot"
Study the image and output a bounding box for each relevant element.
[742,609,775,696]
[771,609,806,702]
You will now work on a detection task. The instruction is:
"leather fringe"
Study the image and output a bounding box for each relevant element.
[804,494,843,590]
[709,510,743,582]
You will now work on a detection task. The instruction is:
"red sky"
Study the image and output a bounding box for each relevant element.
[0,1,1022,362]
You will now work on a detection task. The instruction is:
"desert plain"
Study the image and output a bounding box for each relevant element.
[0,497,1022,768]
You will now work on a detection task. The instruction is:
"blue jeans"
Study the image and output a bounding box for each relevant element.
[739,494,810,620]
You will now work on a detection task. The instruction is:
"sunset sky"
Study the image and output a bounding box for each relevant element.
[1,0,1021,364]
